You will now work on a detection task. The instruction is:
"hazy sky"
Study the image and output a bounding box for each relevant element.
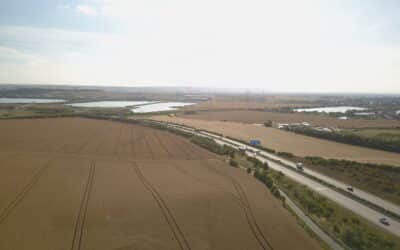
[0,0,399,93]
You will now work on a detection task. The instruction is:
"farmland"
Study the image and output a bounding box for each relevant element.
[0,118,319,250]
[182,97,318,111]
[153,116,400,166]
[179,110,400,128]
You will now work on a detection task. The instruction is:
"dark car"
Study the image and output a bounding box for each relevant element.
[296,162,304,171]
[347,186,354,192]
[380,218,390,226]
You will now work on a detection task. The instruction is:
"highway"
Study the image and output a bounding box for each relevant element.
[260,157,400,237]
[200,131,400,217]
[154,120,400,237]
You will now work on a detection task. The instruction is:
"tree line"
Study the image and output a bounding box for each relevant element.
[285,127,400,153]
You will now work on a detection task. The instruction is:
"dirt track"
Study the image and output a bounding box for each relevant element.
[154,116,400,166]
[0,118,320,250]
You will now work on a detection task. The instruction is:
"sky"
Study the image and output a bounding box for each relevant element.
[0,0,399,93]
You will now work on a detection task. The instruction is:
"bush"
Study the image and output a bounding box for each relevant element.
[277,151,294,158]
[246,168,252,174]
[271,185,281,198]
[273,171,397,250]
[264,120,272,127]
[286,126,400,153]
[229,159,238,167]
[304,156,400,173]
[254,169,261,179]
[247,156,263,168]
[254,170,274,188]
[190,136,237,156]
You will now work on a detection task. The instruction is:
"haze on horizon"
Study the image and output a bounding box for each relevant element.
[0,0,399,93]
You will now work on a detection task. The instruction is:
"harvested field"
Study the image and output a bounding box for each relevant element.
[154,116,400,166]
[180,110,400,128]
[183,97,318,111]
[0,118,319,250]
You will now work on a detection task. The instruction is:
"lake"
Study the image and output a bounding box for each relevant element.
[0,98,66,104]
[354,112,375,116]
[131,102,195,113]
[294,106,367,113]
[66,101,153,108]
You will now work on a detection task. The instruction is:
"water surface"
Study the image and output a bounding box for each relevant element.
[131,102,195,113]
[294,106,366,113]
[67,101,153,108]
[354,112,375,116]
[0,98,65,104]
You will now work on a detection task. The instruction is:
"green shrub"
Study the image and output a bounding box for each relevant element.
[287,126,400,153]
[271,185,281,198]
[264,120,272,127]
[229,159,238,167]
[247,156,263,168]
[277,151,294,158]
[190,136,237,156]
[272,171,397,250]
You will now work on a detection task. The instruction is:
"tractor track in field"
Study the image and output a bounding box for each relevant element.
[170,161,246,207]
[171,137,192,159]
[202,160,274,250]
[132,163,191,250]
[143,131,155,160]
[71,162,96,250]
[112,124,124,155]
[129,126,137,157]
[153,132,174,158]
[0,158,54,225]
[75,127,102,154]
[0,152,21,169]
[94,124,112,154]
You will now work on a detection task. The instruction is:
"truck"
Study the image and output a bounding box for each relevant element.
[249,139,261,146]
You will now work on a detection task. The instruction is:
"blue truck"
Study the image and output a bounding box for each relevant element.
[249,139,261,146]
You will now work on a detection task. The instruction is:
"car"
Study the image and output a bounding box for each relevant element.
[347,186,354,192]
[380,218,390,226]
[296,162,304,171]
